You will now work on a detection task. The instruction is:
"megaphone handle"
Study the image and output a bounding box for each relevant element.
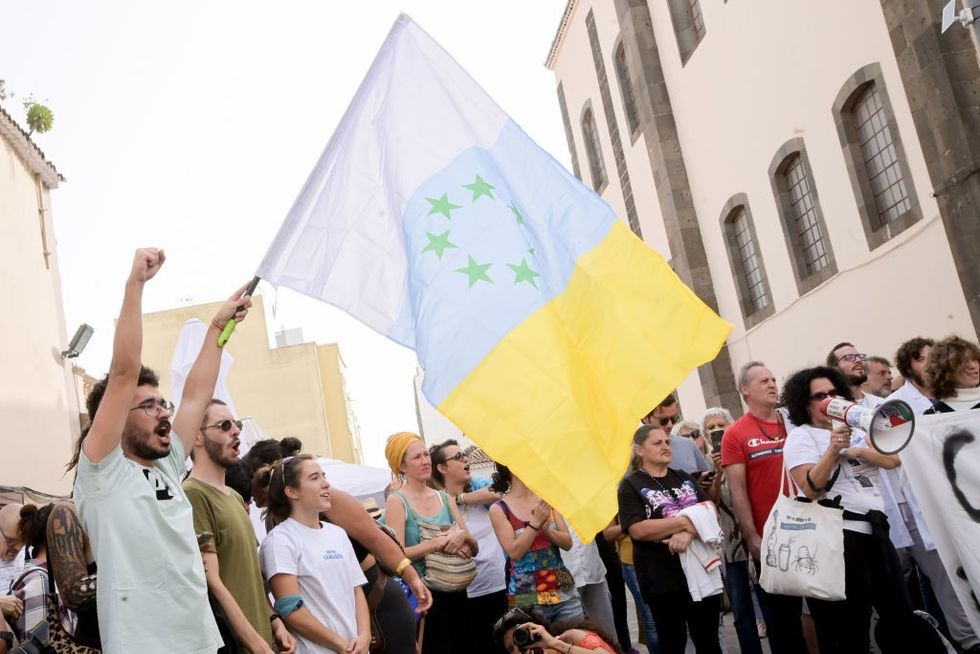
[831,419,849,456]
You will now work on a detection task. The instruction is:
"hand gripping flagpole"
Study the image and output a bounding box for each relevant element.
[217,276,260,347]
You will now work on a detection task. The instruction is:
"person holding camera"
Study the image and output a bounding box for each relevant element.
[493,606,621,654]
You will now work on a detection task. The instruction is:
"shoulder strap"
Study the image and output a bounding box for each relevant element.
[393,490,417,520]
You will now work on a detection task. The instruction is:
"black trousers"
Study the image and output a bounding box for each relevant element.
[752,565,807,654]
[421,588,470,654]
[807,529,943,654]
[595,534,633,651]
[641,588,722,654]
[467,590,508,654]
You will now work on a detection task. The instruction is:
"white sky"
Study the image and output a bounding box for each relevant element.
[2,1,570,468]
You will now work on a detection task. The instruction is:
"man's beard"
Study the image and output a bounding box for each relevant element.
[849,372,868,387]
[124,419,171,461]
[203,432,237,468]
[909,369,927,388]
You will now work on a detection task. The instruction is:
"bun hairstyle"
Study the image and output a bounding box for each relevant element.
[490,463,513,495]
[17,503,54,557]
[253,454,314,527]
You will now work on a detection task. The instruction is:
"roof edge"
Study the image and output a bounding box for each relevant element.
[545,0,578,70]
[0,104,64,188]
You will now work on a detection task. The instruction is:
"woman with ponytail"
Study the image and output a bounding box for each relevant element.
[384,432,478,653]
[259,455,371,653]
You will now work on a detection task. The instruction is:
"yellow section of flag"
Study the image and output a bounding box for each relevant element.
[439,221,732,538]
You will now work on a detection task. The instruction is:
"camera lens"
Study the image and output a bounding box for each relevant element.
[512,626,540,647]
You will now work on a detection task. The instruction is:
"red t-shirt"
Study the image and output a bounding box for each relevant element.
[720,412,788,536]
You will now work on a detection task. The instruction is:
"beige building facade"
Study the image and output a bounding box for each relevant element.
[547,0,979,419]
[140,295,364,463]
[0,106,79,496]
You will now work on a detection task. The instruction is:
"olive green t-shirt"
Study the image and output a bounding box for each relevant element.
[183,478,273,648]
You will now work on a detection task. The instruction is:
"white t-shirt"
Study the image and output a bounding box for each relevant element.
[74,437,222,654]
[783,424,885,534]
[462,480,506,598]
[261,518,367,654]
[561,527,607,587]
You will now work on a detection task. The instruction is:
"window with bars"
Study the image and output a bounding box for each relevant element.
[689,0,706,39]
[769,139,837,295]
[667,0,706,63]
[582,106,607,192]
[832,63,921,250]
[613,43,640,135]
[783,154,830,276]
[851,83,912,229]
[720,196,773,327]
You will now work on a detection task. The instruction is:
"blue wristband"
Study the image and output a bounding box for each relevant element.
[274,594,304,618]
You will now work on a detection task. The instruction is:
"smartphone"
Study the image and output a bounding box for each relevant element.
[710,428,725,453]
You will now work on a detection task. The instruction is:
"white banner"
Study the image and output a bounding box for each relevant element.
[902,410,980,635]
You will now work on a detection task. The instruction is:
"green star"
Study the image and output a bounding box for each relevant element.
[463,174,495,202]
[421,230,459,260]
[527,247,536,257]
[455,256,493,288]
[427,193,461,220]
[507,258,540,289]
[509,203,525,225]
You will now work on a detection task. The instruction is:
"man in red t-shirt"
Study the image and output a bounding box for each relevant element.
[722,361,806,654]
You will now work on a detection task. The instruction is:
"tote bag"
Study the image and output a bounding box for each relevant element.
[759,469,845,600]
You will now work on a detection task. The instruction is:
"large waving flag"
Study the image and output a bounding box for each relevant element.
[258,15,731,536]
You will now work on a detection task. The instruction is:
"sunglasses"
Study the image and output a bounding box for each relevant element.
[445,452,467,463]
[655,414,681,428]
[272,455,297,486]
[836,353,867,363]
[204,419,243,432]
[809,390,839,403]
[687,429,702,438]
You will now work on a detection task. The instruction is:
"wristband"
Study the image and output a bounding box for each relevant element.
[529,522,542,531]
[805,470,826,493]
[394,557,413,578]
[211,319,226,331]
[455,492,466,506]
[269,613,281,623]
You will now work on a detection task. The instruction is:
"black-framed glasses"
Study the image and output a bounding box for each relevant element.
[204,419,243,432]
[836,353,867,363]
[493,607,534,633]
[809,390,838,403]
[446,452,467,463]
[129,399,175,417]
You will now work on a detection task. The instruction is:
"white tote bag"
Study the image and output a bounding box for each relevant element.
[759,470,846,600]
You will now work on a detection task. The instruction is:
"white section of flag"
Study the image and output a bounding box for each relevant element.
[170,319,236,415]
[902,410,980,636]
[257,14,507,337]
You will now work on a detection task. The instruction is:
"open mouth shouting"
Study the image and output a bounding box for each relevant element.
[155,419,172,443]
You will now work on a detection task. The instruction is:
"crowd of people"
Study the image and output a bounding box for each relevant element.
[0,248,978,654]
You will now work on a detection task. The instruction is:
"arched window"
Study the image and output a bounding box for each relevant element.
[720,194,774,328]
[769,138,837,295]
[667,0,706,63]
[832,63,921,249]
[614,43,639,135]
[581,106,607,192]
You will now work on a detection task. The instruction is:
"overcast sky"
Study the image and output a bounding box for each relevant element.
[2,1,570,468]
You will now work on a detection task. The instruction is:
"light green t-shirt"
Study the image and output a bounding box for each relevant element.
[74,436,223,654]
[183,477,273,648]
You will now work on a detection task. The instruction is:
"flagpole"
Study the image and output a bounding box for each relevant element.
[217,275,260,347]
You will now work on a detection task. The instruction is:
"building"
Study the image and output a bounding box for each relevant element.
[546,0,979,419]
[140,295,364,463]
[0,105,79,497]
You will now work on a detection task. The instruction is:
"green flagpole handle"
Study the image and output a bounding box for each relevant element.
[217,276,260,348]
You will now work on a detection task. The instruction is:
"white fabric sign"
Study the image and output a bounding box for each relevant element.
[902,410,980,635]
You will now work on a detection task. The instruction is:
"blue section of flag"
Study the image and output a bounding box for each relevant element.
[391,119,615,406]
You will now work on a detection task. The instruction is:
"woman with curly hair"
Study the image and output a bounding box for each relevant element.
[492,605,622,654]
[781,366,939,653]
[925,335,980,413]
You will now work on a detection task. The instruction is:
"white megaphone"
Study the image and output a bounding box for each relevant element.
[818,397,916,455]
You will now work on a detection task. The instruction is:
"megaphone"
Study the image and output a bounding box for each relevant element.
[818,397,916,455]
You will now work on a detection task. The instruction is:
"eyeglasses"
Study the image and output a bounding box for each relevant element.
[686,429,702,439]
[130,399,175,417]
[493,607,533,633]
[0,524,15,549]
[836,353,867,363]
[203,419,243,432]
[445,452,467,463]
[656,414,681,428]
[809,390,839,403]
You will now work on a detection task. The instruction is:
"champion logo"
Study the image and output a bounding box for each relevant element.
[746,438,784,448]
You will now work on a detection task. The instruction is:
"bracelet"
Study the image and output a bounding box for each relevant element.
[565,642,574,654]
[211,318,226,331]
[394,557,412,578]
[455,492,466,506]
[269,613,281,623]
[529,522,543,531]
[805,470,826,493]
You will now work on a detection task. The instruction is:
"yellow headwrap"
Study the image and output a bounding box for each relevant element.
[385,431,422,482]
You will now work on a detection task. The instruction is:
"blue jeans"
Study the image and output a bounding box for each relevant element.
[723,560,763,654]
[536,594,585,624]
[622,563,659,653]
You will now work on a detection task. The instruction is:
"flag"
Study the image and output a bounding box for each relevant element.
[257,15,731,536]
[171,319,236,415]
[900,410,980,635]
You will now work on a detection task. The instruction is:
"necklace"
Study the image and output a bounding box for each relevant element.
[748,412,786,441]
[641,467,674,495]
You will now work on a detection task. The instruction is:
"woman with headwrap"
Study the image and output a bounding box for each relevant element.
[384,432,478,653]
